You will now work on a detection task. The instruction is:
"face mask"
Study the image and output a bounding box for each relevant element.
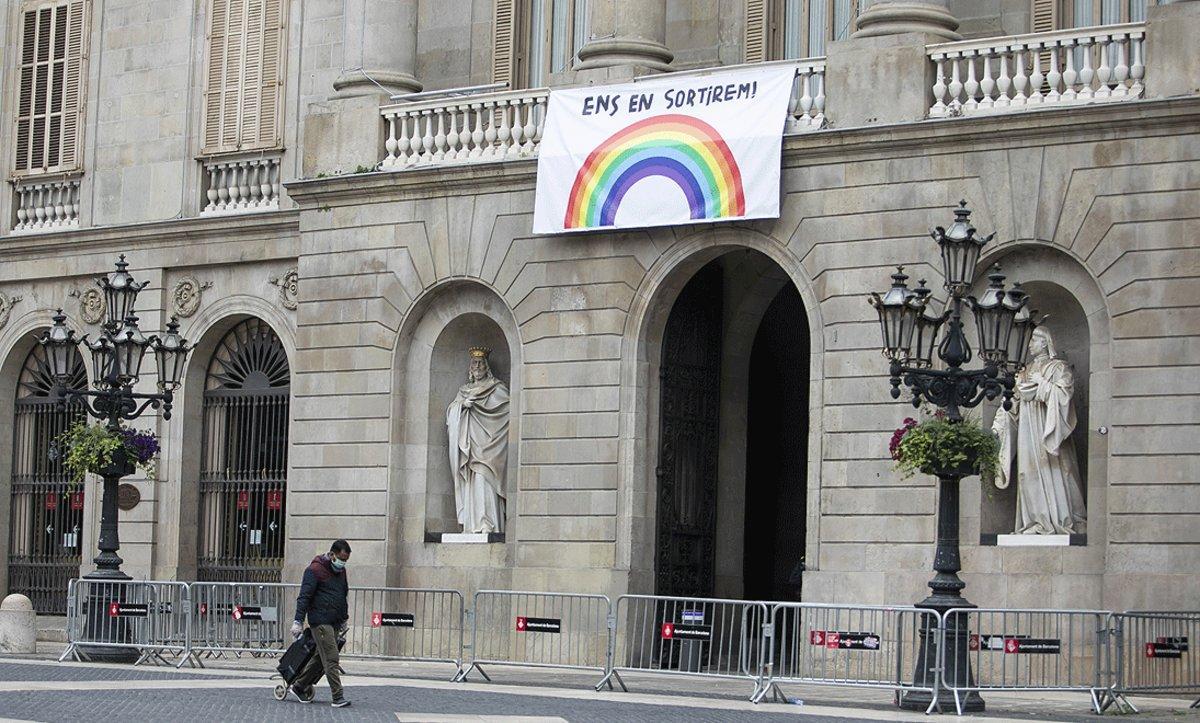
[331,557,346,571]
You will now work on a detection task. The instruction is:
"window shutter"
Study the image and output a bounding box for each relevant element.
[1031,0,1058,32]
[13,1,88,175]
[493,0,516,87]
[202,0,284,154]
[745,0,768,63]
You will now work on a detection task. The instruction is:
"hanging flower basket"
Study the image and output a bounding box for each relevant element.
[890,410,999,480]
[55,422,160,484]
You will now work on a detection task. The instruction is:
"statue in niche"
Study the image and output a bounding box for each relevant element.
[446,346,510,534]
[992,327,1087,534]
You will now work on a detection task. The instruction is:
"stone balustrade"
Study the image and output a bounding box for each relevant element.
[200,153,282,216]
[928,23,1145,118]
[378,60,827,170]
[12,178,80,233]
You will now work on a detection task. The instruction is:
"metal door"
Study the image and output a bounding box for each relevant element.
[7,343,86,614]
[197,318,290,582]
[654,264,722,598]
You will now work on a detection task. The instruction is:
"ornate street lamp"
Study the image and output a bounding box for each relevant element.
[867,202,1035,713]
[40,256,191,662]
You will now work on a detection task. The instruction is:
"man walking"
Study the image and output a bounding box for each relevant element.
[289,539,352,707]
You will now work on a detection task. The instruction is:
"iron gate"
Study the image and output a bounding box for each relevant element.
[7,343,87,615]
[197,318,290,582]
[655,263,723,598]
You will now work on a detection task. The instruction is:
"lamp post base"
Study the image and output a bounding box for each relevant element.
[898,607,985,712]
[76,568,139,664]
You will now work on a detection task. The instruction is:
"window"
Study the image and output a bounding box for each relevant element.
[201,0,286,154]
[1035,0,1154,31]
[746,0,858,62]
[13,0,88,176]
[493,0,587,89]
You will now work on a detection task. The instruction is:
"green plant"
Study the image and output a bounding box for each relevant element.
[352,164,374,174]
[55,421,161,484]
[891,410,999,479]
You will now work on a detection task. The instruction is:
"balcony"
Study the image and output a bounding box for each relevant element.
[200,152,283,216]
[927,23,1145,118]
[378,59,827,171]
[11,177,81,233]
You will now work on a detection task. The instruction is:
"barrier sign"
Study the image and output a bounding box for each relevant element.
[198,602,235,616]
[516,616,561,633]
[232,605,278,622]
[681,609,705,624]
[45,493,58,510]
[970,633,1025,651]
[371,612,415,628]
[661,622,712,640]
[809,630,880,650]
[1145,637,1188,658]
[108,602,148,617]
[1004,637,1060,654]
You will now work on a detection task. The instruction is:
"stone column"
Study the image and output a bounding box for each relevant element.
[333,0,422,97]
[852,0,961,41]
[1144,0,1200,99]
[575,0,673,77]
[824,0,961,127]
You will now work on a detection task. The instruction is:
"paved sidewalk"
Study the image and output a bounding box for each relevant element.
[4,645,1197,722]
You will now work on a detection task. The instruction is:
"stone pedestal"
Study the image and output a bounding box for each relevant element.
[302,94,390,178]
[0,594,37,654]
[575,0,673,79]
[825,32,944,127]
[1144,1,1200,99]
[334,0,422,97]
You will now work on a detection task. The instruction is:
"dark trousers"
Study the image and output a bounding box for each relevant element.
[293,624,343,700]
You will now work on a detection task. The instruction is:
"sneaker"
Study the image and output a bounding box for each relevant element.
[331,699,351,709]
[288,685,312,704]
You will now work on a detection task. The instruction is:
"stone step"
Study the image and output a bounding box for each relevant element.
[36,616,68,643]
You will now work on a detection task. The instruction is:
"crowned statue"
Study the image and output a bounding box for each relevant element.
[446,347,510,534]
[992,327,1087,535]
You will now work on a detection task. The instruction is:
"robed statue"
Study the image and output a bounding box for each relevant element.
[992,328,1087,534]
[446,347,509,534]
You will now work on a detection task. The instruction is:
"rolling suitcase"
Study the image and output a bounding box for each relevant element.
[272,628,345,701]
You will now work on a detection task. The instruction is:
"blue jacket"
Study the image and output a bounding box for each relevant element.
[293,554,348,627]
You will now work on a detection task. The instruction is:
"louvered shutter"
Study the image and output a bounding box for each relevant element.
[745,0,768,63]
[1031,0,1058,32]
[493,0,516,87]
[13,0,87,175]
[202,0,284,154]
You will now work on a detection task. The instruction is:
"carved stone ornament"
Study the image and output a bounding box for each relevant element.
[0,292,22,329]
[77,287,105,325]
[172,276,212,318]
[269,268,299,310]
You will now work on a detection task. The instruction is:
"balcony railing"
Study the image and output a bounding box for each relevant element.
[200,153,282,216]
[378,59,827,171]
[12,177,80,233]
[928,23,1145,118]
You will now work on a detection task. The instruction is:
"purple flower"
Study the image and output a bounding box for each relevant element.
[122,428,160,464]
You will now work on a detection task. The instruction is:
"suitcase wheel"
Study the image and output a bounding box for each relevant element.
[273,684,286,701]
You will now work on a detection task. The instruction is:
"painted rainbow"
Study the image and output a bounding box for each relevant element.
[563,114,745,229]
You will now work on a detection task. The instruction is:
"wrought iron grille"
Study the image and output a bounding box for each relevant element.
[7,343,87,615]
[197,318,290,583]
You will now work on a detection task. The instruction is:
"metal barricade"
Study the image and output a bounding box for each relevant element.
[756,603,938,709]
[343,586,465,677]
[941,607,1110,715]
[606,594,769,699]
[1103,611,1200,713]
[459,590,612,687]
[188,581,298,661]
[60,578,195,667]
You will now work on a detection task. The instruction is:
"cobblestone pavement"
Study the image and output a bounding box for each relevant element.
[1,658,1197,723]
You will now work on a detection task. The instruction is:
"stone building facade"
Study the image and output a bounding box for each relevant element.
[1,0,1198,616]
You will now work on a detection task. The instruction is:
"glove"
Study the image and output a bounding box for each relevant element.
[337,620,349,636]
[290,621,303,640]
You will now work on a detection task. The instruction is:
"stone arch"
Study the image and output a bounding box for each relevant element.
[388,279,522,590]
[618,226,825,597]
[0,308,94,601]
[975,242,1111,548]
[162,296,297,581]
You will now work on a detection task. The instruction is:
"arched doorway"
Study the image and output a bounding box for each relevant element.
[7,342,87,614]
[196,318,290,582]
[653,250,811,600]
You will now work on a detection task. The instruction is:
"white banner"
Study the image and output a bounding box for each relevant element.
[532,66,796,234]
